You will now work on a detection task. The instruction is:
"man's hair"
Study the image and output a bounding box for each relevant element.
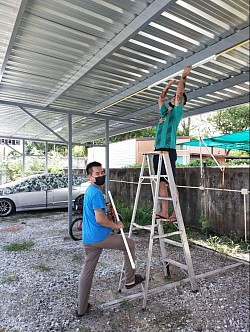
[86,161,102,175]
[183,92,187,105]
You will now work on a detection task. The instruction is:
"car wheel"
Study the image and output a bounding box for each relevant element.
[0,199,15,217]
[74,194,84,214]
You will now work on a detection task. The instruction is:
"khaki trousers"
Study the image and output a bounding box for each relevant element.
[78,232,135,315]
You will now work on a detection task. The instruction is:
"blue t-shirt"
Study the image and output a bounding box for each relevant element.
[82,185,112,244]
[154,103,183,149]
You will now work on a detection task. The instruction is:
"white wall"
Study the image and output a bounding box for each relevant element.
[87,139,136,168]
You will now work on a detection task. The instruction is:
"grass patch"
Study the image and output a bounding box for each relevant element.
[32,263,51,272]
[112,290,122,299]
[72,252,83,262]
[1,274,19,284]
[119,298,130,309]
[187,230,249,255]
[79,327,91,332]
[110,318,121,331]
[3,239,35,252]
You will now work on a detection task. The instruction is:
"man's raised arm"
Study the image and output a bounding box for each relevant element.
[158,79,178,108]
[175,66,192,106]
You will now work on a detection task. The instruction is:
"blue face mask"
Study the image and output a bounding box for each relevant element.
[94,175,105,186]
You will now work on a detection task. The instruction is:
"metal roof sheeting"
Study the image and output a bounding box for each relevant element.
[0,0,249,144]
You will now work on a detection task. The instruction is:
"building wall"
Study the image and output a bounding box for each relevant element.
[87,139,136,168]
[108,167,249,239]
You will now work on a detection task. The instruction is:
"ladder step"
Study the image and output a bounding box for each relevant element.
[132,222,158,231]
[141,175,168,180]
[163,258,188,270]
[157,197,173,201]
[153,231,182,240]
[161,238,183,248]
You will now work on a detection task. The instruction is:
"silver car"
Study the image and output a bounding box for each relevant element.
[0,173,90,217]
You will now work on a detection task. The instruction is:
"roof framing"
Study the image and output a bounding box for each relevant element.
[0,0,249,145]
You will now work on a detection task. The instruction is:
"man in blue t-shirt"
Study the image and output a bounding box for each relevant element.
[153,66,192,222]
[77,161,145,317]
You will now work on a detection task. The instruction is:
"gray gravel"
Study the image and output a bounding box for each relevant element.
[0,211,249,332]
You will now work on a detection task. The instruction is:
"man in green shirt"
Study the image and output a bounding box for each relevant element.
[153,66,192,221]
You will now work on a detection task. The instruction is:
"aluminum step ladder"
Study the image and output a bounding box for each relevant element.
[129,151,198,309]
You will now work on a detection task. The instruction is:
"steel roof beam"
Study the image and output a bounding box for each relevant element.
[124,71,249,119]
[0,100,152,127]
[19,107,68,144]
[87,27,249,113]
[9,110,41,136]
[183,95,249,118]
[44,0,177,106]
[0,135,68,145]
[0,0,29,81]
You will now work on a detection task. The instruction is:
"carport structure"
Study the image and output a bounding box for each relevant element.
[0,1,249,309]
[0,0,249,220]
[0,0,249,145]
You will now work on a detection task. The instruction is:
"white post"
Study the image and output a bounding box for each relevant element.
[108,190,135,269]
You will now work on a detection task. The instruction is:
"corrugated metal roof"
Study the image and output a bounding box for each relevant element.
[0,0,249,145]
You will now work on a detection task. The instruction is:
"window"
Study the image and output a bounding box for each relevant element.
[176,144,187,150]
[176,155,188,165]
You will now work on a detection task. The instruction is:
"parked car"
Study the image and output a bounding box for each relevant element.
[0,173,90,217]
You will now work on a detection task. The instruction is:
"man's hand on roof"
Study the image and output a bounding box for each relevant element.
[182,66,192,77]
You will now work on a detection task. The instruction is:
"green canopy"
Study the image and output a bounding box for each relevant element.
[180,130,250,151]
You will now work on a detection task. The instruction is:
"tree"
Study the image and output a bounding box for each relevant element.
[208,104,249,134]
[177,117,191,136]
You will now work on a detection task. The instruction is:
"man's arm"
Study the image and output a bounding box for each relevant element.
[158,79,178,108]
[175,65,192,106]
[95,209,123,229]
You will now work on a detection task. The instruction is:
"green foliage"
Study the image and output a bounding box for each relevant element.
[206,235,248,254]
[208,104,249,134]
[79,327,91,332]
[0,328,20,332]
[32,263,51,272]
[1,274,19,284]
[123,163,143,168]
[114,202,248,256]
[3,240,35,252]
[1,141,87,182]
[177,117,191,136]
[0,159,22,181]
[93,127,156,145]
[225,150,250,166]
[72,145,87,157]
[188,158,217,166]
[114,200,152,231]
[199,216,214,234]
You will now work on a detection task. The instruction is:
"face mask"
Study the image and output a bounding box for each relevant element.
[169,101,175,108]
[94,175,105,186]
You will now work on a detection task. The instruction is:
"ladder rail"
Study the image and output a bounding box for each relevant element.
[163,153,198,290]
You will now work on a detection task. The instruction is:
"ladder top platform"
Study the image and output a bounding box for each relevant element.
[143,151,170,156]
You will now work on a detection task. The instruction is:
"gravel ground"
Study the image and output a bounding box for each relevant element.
[0,211,249,332]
